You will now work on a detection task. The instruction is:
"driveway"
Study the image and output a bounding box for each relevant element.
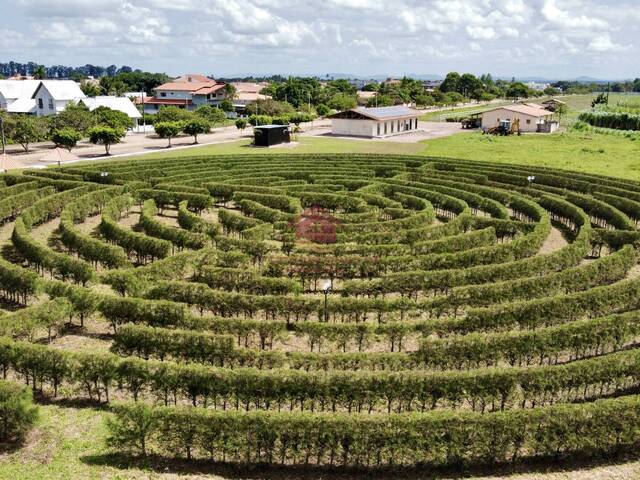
[3,118,468,169]
[2,124,253,168]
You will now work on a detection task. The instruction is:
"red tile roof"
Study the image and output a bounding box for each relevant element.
[136,96,192,105]
[154,81,218,92]
[174,74,213,83]
[192,84,226,95]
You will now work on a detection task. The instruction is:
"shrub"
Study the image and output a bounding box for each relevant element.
[0,381,38,445]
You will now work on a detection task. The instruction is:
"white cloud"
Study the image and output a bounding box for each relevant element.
[466,26,496,40]
[541,0,608,30]
[588,33,626,52]
[3,0,637,77]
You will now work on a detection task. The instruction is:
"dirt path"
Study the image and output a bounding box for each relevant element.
[538,226,568,255]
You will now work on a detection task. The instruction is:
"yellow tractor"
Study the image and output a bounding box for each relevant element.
[485,118,521,136]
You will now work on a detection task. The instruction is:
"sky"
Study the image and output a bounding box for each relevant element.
[1,0,638,79]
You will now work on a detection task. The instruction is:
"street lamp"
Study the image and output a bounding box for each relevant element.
[322,281,332,322]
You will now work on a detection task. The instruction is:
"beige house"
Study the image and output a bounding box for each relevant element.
[481,104,559,133]
[329,106,420,138]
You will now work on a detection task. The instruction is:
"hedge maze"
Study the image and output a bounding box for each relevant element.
[2,153,640,470]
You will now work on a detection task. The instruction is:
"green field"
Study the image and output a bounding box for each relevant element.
[419,93,635,128]
[422,131,640,180]
[132,131,640,182]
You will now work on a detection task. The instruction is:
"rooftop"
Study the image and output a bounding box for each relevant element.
[31,80,85,101]
[80,96,142,119]
[483,104,554,118]
[154,81,219,92]
[330,105,419,121]
[253,124,290,129]
[0,79,41,100]
[173,74,213,83]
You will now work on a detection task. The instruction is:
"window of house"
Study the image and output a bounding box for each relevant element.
[48,98,54,109]
[160,92,166,97]
[377,123,380,136]
[526,119,531,124]
[384,122,387,134]
[38,98,43,109]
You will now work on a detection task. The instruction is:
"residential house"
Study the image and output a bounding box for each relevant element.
[231,82,271,111]
[79,96,142,125]
[140,74,228,114]
[32,80,86,116]
[329,106,420,138]
[480,104,559,133]
[0,80,41,113]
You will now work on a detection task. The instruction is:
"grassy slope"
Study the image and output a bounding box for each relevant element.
[421,131,640,181]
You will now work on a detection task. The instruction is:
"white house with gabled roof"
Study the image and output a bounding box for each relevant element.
[31,80,85,116]
[0,80,40,113]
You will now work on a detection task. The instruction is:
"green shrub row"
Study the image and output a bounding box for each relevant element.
[0,185,50,223]
[139,199,208,251]
[578,111,640,131]
[176,201,220,237]
[99,195,171,263]
[106,394,640,467]
[5,336,640,414]
[59,187,131,269]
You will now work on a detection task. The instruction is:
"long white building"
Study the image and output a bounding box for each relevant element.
[329,106,420,138]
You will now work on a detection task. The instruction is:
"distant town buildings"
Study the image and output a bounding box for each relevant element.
[329,106,420,138]
[348,79,376,90]
[422,80,443,92]
[526,81,551,92]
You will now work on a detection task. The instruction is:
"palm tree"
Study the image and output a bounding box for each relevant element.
[34,65,46,80]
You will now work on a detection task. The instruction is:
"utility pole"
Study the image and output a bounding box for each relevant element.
[141,91,146,133]
[0,115,5,155]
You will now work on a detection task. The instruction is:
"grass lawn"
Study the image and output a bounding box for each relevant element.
[138,135,426,159]
[420,131,640,181]
[130,129,640,183]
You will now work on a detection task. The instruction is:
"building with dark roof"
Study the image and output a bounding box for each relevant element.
[329,106,420,138]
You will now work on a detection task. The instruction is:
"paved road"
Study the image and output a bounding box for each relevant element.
[4,117,468,169]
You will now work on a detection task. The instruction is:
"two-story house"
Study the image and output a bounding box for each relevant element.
[140,74,228,114]
[31,80,86,116]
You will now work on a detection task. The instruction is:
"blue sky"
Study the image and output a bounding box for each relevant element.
[1,0,638,79]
